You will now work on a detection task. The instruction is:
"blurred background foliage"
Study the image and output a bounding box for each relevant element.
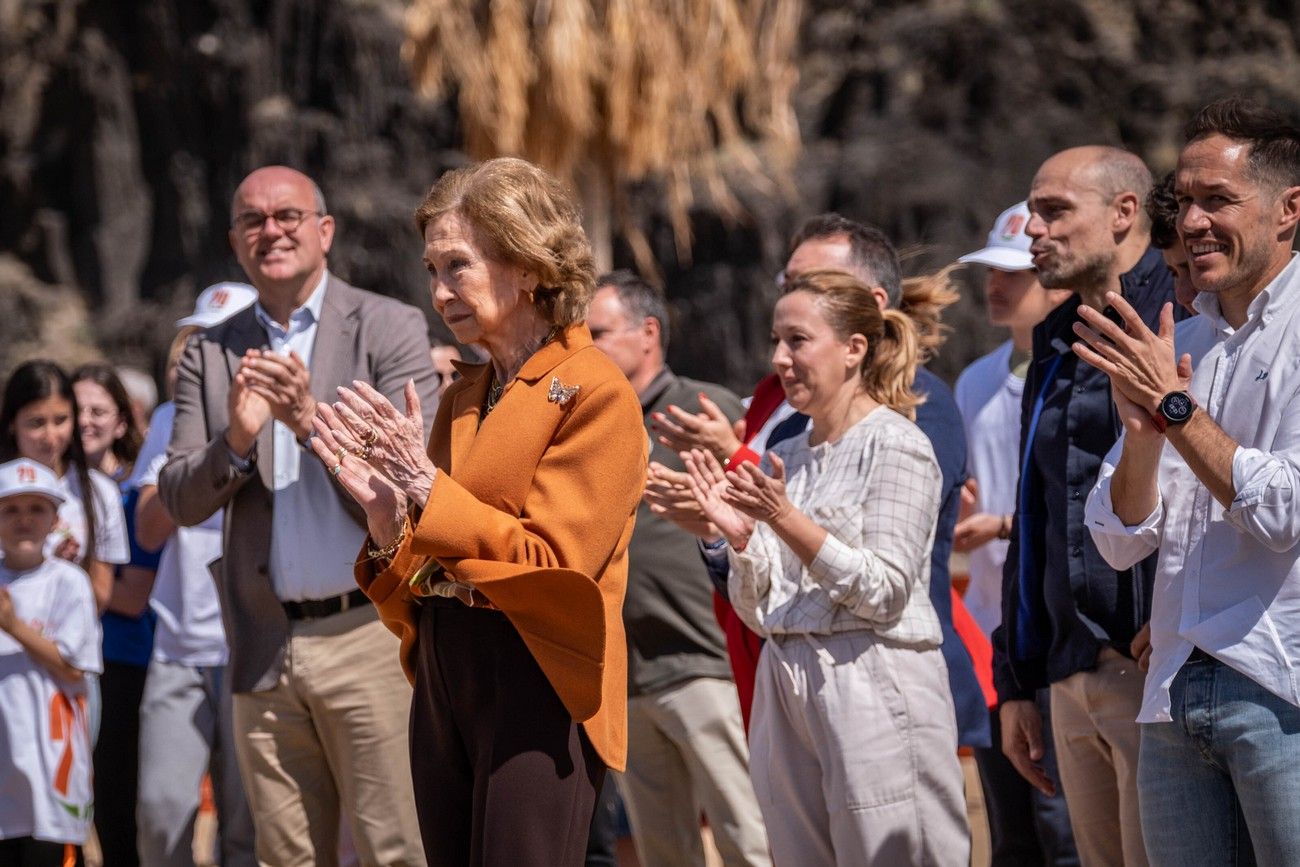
[2,0,1299,392]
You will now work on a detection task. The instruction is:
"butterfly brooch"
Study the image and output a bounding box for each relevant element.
[548,376,580,406]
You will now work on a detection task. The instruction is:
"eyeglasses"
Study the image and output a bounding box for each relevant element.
[232,208,322,236]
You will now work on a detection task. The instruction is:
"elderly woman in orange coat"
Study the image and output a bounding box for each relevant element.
[308,158,646,867]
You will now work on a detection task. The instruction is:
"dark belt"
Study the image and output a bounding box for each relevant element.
[1187,645,1213,664]
[281,588,370,621]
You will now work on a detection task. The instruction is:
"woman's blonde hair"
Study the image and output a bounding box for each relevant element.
[782,269,923,419]
[415,157,596,328]
[898,266,960,364]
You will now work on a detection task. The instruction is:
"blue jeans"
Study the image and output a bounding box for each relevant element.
[1138,654,1300,867]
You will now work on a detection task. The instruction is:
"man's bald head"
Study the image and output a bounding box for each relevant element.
[1036,146,1153,229]
[231,166,327,221]
[1026,146,1154,292]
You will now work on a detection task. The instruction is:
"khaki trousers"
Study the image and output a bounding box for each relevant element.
[1049,648,1149,867]
[749,632,970,867]
[618,676,771,867]
[232,605,424,867]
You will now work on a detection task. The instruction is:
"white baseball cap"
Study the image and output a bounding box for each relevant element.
[0,459,65,506]
[958,202,1034,271]
[177,282,258,328]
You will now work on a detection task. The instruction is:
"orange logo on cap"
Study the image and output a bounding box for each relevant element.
[211,289,229,309]
[17,465,36,484]
[1001,215,1026,240]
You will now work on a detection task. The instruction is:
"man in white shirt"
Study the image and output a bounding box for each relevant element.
[953,203,1076,865]
[1079,98,1300,863]
[160,168,434,866]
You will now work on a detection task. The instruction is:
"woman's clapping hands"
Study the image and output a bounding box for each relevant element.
[680,448,794,550]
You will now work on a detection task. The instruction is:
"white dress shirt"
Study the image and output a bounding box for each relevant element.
[1086,254,1300,722]
[254,272,366,601]
[729,407,943,646]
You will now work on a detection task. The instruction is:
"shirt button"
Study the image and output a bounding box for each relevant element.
[1071,546,1082,557]
[1071,489,1081,500]
[1075,385,1085,394]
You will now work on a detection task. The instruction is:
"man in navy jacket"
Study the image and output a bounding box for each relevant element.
[994,146,1183,867]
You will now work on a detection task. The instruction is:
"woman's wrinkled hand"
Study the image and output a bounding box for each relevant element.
[310,408,407,547]
[328,379,439,510]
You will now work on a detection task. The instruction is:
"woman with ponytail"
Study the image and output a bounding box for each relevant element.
[684,269,969,866]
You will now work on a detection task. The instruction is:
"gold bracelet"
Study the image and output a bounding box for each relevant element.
[365,524,407,562]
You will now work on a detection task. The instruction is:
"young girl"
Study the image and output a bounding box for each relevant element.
[72,363,143,487]
[0,457,101,866]
[1,360,130,611]
[685,269,970,866]
[71,363,157,867]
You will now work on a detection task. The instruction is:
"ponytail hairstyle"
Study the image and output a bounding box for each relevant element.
[71,362,144,477]
[782,269,924,419]
[790,214,958,363]
[897,265,960,364]
[0,359,98,568]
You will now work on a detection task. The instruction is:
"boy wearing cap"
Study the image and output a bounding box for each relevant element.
[954,203,1077,865]
[0,458,102,866]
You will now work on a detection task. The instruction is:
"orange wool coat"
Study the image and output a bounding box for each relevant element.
[355,324,646,771]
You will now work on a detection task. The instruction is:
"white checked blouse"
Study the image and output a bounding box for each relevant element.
[728,406,944,647]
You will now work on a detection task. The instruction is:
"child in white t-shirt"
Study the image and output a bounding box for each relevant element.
[0,458,102,866]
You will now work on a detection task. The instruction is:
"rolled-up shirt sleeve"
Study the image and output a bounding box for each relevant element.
[1085,440,1165,570]
[806,531,914,626]
[1227,446,1300,553]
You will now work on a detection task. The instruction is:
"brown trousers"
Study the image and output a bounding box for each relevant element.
[411,596,604,866]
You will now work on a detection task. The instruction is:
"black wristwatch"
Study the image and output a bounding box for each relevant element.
[1151,390,1197,433]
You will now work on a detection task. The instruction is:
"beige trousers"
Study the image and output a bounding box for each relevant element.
[1049,648,1148,867]
[232,605,425,867]
[748,632,970,867]
[618,676,771,867]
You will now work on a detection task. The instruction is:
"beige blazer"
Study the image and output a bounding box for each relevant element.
[159,274,438,694]
[356,325,647,771]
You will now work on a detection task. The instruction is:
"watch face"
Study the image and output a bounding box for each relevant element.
[1161,391,1195,423]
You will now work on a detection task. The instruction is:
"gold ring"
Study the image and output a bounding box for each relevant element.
[335,446,350,463]
[361,427,378,446]
[357,444,373,461]
[329,463,343,477]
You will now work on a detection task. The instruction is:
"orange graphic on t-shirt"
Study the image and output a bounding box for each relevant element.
[48,692,81,795]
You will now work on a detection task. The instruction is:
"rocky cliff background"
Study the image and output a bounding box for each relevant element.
[3,0,1300,393]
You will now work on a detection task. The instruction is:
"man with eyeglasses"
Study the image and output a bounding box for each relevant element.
[160,166,434,866]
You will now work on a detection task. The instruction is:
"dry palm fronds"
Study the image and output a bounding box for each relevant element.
[402,0,802,276]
